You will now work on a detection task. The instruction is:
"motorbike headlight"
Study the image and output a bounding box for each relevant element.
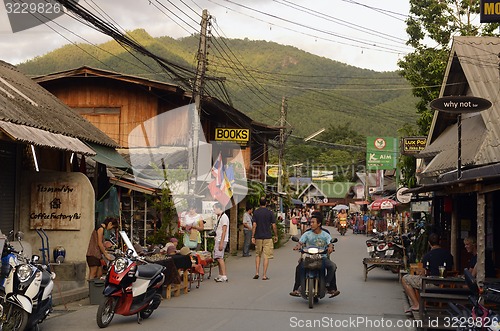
[114,257,127,273]
[17,264,32,282]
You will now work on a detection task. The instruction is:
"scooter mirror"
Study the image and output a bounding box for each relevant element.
[32,255,40,263]
[291,236,300,242]
[331,238,338,243]
[15,231,24,241]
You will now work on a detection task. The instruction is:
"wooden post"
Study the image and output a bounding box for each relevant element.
[451,206,458,270]
[477,193,485,285]
[229,201,238,254]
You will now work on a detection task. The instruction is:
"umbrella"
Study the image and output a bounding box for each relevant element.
[369,198,398,211]
[291,198,304,206]
[332,204,349,211]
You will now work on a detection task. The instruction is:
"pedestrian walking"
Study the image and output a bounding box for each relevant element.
[213,203,229,282]
[242,204,253,257]
[251,197,277,280]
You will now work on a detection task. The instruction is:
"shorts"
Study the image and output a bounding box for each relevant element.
[403,274,422,290]
[86,255,101,267]
[255,238,274,259]
[213,240,227,259]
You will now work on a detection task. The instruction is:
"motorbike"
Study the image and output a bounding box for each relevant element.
[292,236,338,309]
[448,269,500,331]
[96,231,165,328]
[0,230,55,331]
[338,221,347,236]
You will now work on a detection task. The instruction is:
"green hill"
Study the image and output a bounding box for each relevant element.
[17,29,418,139]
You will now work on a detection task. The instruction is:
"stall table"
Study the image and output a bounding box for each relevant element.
[362,257,404,281]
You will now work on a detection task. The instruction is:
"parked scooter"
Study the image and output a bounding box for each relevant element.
[291,236,338,309]
[448,269,500,331]
[96,231,165,328]
[0,230,55,331]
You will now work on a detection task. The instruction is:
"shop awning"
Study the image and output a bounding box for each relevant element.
[86,142,130,169]
[0,121,96,155]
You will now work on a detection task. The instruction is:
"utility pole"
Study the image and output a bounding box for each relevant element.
[189,9,209,196]
[278,96,287,213]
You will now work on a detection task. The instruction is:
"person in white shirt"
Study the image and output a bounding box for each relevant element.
[182,202,204,250]
[213,203,229,282]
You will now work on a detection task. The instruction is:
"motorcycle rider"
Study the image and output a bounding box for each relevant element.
[290,211,340,298]
[337,209,348,233]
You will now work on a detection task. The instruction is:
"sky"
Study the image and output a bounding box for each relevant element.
[0,0,412,72]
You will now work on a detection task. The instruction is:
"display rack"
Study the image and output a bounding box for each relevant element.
[120,191,154,245]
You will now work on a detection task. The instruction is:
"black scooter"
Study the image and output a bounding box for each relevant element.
[292,237,338,309]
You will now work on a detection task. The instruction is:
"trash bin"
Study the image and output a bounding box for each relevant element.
[88,279,105,305]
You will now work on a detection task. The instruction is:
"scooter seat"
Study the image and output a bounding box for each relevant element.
[136,264,164,279]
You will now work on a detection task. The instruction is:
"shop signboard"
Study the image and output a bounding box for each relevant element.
[215,128,250,146]
[402,137,427,155]
[29,182,82,230]
[481,0,500,23]
[366,137,398,170]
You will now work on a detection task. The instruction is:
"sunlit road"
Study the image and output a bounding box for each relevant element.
[43,227,416,331]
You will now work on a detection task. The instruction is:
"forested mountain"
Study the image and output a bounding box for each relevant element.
[17,29,418,139]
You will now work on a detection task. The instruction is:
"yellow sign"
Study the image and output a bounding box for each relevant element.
[267,167,281,178]
[215,128,250,144]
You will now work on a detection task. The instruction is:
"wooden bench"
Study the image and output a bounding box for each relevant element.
[363,257,404,281]
[416,276,470,329]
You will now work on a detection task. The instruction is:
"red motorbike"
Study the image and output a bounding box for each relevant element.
[96,232,165,328]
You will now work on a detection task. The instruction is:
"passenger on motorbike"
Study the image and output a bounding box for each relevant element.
[289,212,340,298]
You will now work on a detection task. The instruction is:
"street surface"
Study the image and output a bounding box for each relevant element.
[44,226,418,331]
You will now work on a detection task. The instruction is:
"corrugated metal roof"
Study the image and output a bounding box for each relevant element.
[0,60,117,147]
[420,36,500,177]
[0,121,96,155]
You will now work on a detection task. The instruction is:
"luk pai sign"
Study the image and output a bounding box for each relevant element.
[30,182,82,230]
[366,137,398,170]
[481,0,500,23]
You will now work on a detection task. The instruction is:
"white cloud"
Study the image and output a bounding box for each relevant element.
[0,0,411,71]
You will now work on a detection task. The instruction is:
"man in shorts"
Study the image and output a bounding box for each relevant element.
[251,197,277,280]
[213,203,229,282]
[401,233,453,312]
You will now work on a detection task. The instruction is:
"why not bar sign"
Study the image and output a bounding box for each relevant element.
[481,0,500,23]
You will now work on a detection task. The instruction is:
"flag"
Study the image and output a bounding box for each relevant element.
[211,152,223,187]
[224,164,235,185]
[208,179,230,207]
[221,172,233,199]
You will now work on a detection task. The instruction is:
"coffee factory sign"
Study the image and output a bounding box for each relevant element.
[30,182,82,230]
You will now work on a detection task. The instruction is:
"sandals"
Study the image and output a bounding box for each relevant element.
[253,275,259,279]
[289,290,300,297]
[262,277,270,280]
[405,307,419,313]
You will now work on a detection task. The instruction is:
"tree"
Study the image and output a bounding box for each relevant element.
[398,0,499,135]
[397,123,419,188]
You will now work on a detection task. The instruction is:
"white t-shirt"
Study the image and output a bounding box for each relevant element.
[184,213,202,227]
[215,213,229,242]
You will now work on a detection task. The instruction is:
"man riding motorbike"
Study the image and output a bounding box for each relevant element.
[289,211,340,298]
[337,209,348,233]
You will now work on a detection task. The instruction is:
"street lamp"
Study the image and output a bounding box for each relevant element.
[304,128,325,142]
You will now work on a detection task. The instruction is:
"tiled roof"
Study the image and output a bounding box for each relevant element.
[0,60,117,147]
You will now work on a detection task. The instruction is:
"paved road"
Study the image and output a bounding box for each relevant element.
[43,226,417,331]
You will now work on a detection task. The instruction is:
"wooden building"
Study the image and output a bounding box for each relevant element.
[34,66,279,249]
